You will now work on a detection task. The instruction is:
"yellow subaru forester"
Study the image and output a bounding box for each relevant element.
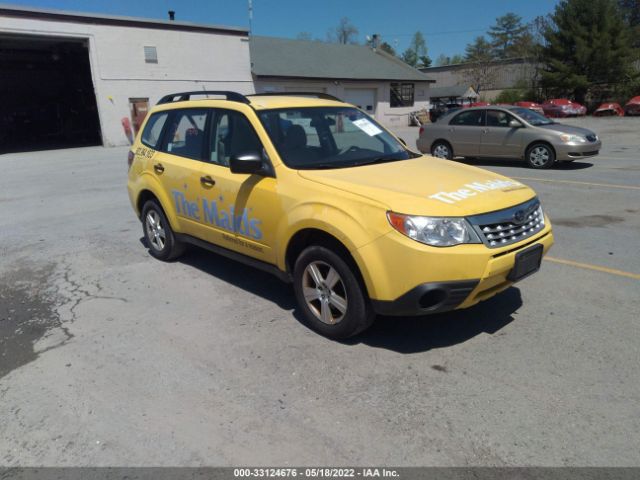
[127,91,554,339]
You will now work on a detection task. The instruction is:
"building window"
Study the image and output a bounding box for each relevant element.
[144,46,158,64]
[390,82,414,108]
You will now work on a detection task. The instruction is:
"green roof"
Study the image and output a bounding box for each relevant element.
[250,36,434,82]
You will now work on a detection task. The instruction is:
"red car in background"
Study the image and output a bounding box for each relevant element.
[593,102,624,117]
[542,99,587,117]
[514,101,545,115]
[624,96,640,116]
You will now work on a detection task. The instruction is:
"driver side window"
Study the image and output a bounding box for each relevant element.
[208,109,263,167]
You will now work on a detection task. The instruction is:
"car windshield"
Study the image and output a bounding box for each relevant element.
[509,107,554,126]
[258,107,418,170]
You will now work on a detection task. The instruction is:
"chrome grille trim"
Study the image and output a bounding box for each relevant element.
[467,198,544,248]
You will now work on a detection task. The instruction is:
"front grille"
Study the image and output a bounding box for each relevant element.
[586,134,598,142]
[468,198,544,248]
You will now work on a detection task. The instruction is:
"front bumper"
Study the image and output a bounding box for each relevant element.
[554,140,601,161]
[356,224,554,317]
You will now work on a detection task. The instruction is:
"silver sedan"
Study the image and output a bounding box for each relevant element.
[416,106,602,169]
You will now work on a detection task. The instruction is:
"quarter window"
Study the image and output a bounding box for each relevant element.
[450,110,484,126]
[390,83,414,108]
[161,109,208,160]
[140,112,168,149]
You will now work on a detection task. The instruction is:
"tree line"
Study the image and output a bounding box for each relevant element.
[442,0,639,104]
[297,0,640,105]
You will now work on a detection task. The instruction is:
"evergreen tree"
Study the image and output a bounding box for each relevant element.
[618,0,640,48]
[488,13,529,58]
[402,32,431,68]
[541,0,636,102]
[465,36,494,62]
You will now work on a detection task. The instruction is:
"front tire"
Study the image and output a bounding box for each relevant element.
[431,141,453,159]
[141,200,185,261]
[526,143,555,169]
[293,246,374,339]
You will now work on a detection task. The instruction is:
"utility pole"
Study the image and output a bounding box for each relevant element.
[248,0,253,36]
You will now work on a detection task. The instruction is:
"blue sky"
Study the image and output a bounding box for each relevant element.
[7,0,560,58]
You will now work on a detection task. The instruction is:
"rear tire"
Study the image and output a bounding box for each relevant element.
[141,200,186,261]
[293,246,374,339]
[431,141,453,159]
[526,143,555,169]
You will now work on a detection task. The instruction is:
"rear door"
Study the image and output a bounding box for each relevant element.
[150,107,211,238]
[448,109,484,156]
[480,109,525,158]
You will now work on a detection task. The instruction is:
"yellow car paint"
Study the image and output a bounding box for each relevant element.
[128,94,553,317]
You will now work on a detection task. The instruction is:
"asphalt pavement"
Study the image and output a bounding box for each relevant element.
[1,116,639,466]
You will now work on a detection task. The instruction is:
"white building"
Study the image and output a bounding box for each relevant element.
[1,5,434,153]
[250,36,434,128]
[0,4,253,150]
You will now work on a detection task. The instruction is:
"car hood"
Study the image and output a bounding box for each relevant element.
[538,123,594,136]
[298,156,536,216]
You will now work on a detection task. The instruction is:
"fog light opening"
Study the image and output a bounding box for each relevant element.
[419,289,448,309]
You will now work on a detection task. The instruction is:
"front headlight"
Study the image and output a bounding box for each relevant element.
[560,133,586,143]
[387,212,481,247]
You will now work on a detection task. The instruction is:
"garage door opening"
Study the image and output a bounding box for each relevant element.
[0,35,102,153]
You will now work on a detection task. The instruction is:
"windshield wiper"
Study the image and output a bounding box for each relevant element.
[349,156,406,167]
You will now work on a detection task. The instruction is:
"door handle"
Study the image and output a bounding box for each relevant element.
[482,129,489,134]
[200,175,216,187]
[153,163,164,173]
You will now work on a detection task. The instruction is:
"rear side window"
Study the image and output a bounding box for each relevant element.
[450,110,484,126]
[141,112,168,149]
[161,109,208,160]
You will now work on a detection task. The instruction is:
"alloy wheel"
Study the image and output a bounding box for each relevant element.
[145,210,166,251]
[302,261,348,325]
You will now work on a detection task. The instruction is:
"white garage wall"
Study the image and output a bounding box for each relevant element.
[1,16,254,146]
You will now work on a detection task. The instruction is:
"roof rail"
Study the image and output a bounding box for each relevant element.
[248,92,343,102]
[156,91,250,105]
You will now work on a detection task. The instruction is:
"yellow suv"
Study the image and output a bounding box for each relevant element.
[127,91,554,339]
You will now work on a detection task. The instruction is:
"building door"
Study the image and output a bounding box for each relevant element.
[344,88,376,114]
[129,98,150,135]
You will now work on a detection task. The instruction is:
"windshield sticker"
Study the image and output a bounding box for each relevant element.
[429,179,524,204]
[352,118,383,136]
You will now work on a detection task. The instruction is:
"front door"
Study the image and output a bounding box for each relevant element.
[480,109,524,158]
[197,108,280,264]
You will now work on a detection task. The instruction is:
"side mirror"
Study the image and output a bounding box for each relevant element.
[230,151,264,175]
[509,119,524,128]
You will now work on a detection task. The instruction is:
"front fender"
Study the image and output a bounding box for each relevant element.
[276,201,391,296]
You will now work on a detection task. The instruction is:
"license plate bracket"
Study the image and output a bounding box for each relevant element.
[508,244,543,282]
